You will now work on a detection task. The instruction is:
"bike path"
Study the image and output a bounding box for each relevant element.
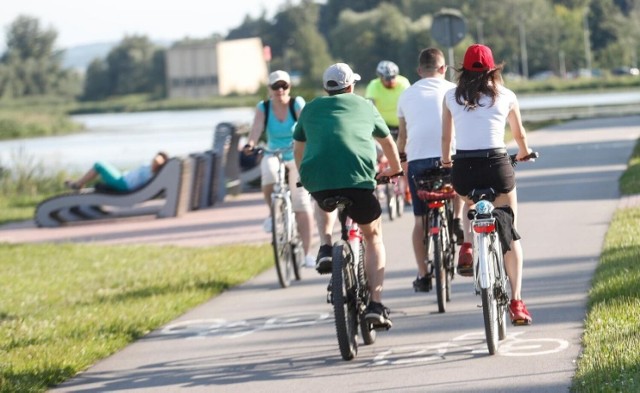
[47,115,640,392]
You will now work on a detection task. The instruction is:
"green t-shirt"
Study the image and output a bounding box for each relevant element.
[364,75,411,127]
[293,93,390,193]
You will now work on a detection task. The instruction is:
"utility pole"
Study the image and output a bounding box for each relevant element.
[583,10,592,74]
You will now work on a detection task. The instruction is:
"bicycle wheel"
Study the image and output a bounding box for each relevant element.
[433,233,447,313]
[386,184,396,221]
[481,286,499,355]
[395,185,404,218]
[356,241,376,345]
[272,198,293,288]
[290,226,304,281]
[442,207,455,302]
[331,243,358,360]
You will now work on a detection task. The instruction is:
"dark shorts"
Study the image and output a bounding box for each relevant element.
[451,149,516,197]
[407,158,442,216]
[311,188,381,225]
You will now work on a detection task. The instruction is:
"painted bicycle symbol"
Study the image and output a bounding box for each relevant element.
[372,331,569,365]
[159,312,331,339]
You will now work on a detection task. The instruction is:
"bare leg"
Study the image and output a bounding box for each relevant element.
[262,184,274,206]
[412,216,427,277]
[493,188,522,300]
[295,211,313,254]
[70,168,99,188]
[360,216,385,303]
[315,208,336,246]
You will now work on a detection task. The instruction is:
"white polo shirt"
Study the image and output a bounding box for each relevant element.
[397,77,456,161]
[444,85,517,150]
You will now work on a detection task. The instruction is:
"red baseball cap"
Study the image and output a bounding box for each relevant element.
[463,44,496,72]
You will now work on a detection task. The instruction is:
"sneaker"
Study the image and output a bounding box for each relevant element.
[457,242,473,277]
[412,275,432,292]
[304,254,316,268]
[315,244,333,274]
[453,218,465,246]
[364,301,392,329]
[262,217,272,233]
[509,299,533,325]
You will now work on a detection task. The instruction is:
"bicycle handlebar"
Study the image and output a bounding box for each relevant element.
[509,151,539,166]
[376,171,405,185]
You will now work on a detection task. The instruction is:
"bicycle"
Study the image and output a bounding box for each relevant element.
[462,151,538,355]
[324,174,399,361]
[264,147,305,288]
[377,161,405,221]
[412,165,457,313]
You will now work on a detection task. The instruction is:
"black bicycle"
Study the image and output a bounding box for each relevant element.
[325,175,399,360]
[412,166,457,313]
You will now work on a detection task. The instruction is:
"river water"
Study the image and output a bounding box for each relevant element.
[1,90,639,172]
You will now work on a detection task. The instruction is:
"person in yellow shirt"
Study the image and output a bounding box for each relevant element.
[366,60,412,203]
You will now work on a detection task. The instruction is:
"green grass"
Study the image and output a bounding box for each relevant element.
[571,138,640,392]
[0,242,273,392]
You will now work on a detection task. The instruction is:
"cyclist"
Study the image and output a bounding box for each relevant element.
[293,63,403,327]
[396,47,465,292]
[244,70,316,268]
[365,60,412,203]
[441,44,533,325]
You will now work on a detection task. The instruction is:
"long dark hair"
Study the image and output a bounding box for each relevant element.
[454,63,504,111]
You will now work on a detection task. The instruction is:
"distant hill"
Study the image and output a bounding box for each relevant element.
[61,40,173,72]
[61,42,116,72]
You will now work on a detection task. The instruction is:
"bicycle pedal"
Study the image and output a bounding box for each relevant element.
[511,319,532,326]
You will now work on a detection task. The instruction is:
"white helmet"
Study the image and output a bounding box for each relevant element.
[376,60,399,79]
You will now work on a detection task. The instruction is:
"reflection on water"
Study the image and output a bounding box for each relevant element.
[0,107,254,172]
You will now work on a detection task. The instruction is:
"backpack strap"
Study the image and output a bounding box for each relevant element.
[263,97,298,130]
[262,99,270,130]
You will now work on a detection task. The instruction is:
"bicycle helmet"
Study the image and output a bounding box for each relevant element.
[376,60,399,80]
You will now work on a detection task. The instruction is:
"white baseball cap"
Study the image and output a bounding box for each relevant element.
[322,63,361,91]
[268,70,291,86]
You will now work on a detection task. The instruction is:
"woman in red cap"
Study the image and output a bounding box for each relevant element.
[441,44,534,325]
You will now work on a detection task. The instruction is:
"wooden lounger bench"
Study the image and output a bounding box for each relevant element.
[34,158,191,228]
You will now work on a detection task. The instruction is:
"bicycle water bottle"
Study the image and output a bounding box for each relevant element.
[348,225,362,266]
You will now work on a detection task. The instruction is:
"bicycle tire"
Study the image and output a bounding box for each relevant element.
[433,233,447,313]
[396,187,404,218]
[290,228,304,281]
[481,287,499,355]
[272,198,293,288]
[444,204,455,301]
[331,243,358,360]
[386,184,396,221]
[356,241,376,345]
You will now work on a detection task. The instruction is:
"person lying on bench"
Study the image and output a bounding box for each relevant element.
[64,151,169,192]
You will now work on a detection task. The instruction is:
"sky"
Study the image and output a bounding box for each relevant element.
[0,0,299,50]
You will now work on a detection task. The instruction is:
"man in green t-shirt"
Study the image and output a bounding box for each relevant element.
[293,63,402,328]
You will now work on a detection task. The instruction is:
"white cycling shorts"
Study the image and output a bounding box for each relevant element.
[260,155,312,212]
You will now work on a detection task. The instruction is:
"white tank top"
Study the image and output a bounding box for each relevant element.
[444,85,517,150]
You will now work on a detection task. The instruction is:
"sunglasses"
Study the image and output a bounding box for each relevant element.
[270,82,290,90]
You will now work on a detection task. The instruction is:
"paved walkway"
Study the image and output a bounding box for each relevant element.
[0,191,271,247]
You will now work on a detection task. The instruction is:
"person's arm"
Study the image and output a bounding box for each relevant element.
[293,140,305,171]
[245,106,265,151]
[397,116,408,173]
[376,134,402,177]
[441,98,454,168]
[507,100,532,160]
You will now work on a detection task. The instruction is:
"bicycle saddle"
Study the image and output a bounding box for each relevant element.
[322,196,353,210]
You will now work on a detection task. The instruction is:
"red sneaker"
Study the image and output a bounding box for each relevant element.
[457,242,473,277]
[509,299,533,325]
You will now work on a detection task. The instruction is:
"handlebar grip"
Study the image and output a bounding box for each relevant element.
[376,171,405,185]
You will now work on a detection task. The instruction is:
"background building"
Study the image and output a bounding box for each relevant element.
[165,37,268,98]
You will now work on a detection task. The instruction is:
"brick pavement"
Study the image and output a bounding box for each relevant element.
[0,191,272,247]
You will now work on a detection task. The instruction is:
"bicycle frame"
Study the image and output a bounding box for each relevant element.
[265,147,303,288]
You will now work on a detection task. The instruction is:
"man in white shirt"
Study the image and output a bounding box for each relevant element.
[396,47,464,292]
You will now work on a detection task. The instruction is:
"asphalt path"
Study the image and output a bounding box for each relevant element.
[50,115,640,392]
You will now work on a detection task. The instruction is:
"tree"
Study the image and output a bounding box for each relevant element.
[0,15,77,98]
[82,59,110,100]
[105,35,158,96]
[330,3,412,82]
